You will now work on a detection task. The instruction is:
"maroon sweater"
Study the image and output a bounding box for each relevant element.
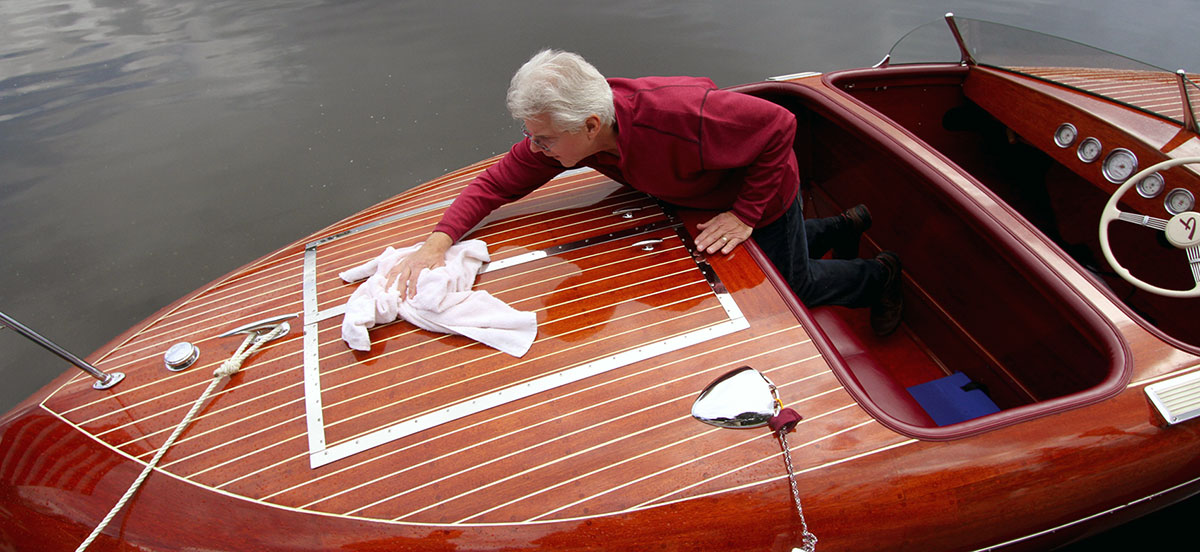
[433,76,799,241]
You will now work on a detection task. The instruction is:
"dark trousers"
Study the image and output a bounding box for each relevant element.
[752,197,884,308]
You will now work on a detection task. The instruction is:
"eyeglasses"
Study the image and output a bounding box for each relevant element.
[522,125,557,152]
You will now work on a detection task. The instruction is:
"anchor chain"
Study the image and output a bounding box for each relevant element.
[780,427,818,552]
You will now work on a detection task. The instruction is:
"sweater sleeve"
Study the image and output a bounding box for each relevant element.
[698,90,799,227]
[433,140,564,241]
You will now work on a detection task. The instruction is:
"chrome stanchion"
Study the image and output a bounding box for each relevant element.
[0,310,124,390]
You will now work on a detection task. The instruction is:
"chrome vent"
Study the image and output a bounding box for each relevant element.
[1146,370,1200,425]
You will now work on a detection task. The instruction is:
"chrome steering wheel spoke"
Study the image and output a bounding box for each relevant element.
[1116,210,1169,231]
[1188,245,1200,284]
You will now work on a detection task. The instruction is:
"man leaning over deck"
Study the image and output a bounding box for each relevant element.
[386,49,903,335]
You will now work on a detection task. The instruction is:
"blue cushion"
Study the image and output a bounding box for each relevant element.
[907,372,1000,426]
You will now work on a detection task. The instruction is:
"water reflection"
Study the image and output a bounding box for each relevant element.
[1,0,308,123]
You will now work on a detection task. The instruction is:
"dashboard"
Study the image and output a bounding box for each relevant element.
[963,67,1200,222]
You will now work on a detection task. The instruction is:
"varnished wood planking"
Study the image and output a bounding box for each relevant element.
[1015,67,1199,123]
[34,161,873,528]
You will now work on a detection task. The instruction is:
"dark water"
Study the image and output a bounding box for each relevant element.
[1,1,1195,548]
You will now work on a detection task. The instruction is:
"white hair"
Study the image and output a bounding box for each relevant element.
[506,49,614,132]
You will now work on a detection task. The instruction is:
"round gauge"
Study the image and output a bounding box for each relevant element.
[1077,137,1102,163]
[1054,123,1077,148]
[1165,188,1195,215]
[1102,148,1138,183]
[1136,172,1165,198]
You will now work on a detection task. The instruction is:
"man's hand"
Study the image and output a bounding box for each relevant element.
[695,211,752,255]
[385,232,453,299]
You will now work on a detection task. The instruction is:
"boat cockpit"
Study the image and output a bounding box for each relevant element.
[735,16,1200,439]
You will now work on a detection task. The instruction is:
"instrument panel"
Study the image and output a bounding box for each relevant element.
[963,69,1199,223]
[1051,121,1194,214]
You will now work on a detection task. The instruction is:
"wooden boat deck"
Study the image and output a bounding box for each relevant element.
[1014,66,1199,124]
[37,162,908,526]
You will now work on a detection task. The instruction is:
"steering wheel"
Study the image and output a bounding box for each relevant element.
[1099,157,1200,297]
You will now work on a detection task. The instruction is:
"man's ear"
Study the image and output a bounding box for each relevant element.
[585,114,602,137]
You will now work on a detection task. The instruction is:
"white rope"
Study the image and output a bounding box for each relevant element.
[76,324,287,551]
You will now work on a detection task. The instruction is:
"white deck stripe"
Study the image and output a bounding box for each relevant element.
[312,314,748,468]
[297,201,749,469]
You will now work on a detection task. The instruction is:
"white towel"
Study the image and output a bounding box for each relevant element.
[338,240,537,357]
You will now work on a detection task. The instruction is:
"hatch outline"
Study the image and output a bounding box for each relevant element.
[300,206,747,469]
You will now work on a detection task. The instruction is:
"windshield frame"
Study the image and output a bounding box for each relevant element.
[882,14,1198,131]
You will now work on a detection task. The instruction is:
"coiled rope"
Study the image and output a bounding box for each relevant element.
[76,324,287,551]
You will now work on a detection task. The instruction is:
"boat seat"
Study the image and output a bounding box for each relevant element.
[811,308,936,428]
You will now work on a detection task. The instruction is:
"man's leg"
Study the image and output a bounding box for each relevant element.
[753,198,903,334]
[806,204,872,260]
[754,199,881,307]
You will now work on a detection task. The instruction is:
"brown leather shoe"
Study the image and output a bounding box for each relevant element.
[870,251,903,336]
[833,204,872,260]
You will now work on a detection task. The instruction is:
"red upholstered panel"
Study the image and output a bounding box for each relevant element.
[812,308,936,428]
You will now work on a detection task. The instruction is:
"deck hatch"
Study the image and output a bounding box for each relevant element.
[300,203,747,469]
[1146,370,1200,425]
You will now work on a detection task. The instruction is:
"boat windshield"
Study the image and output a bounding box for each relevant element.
[885,16,1199,128]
